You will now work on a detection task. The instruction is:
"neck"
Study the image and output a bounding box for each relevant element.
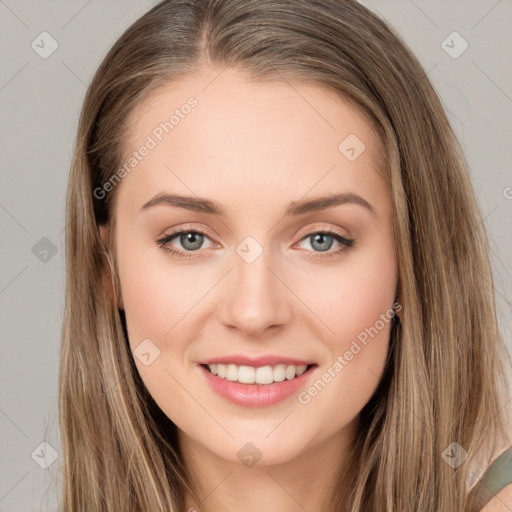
[179,416,359,512]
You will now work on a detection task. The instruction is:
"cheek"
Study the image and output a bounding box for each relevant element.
[307,232,397,347]
[296,235,396,423]
[116,243,208,428]
[117,239,210,348]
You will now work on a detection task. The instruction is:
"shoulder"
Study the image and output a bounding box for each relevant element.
[470,444,512,511]
[480,483,512,511]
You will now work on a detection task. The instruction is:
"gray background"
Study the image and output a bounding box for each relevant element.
[0,1,511,510]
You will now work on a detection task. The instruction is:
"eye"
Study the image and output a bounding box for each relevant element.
[294,229,355,260]
[156,227,215,260]
[156,226,355,261]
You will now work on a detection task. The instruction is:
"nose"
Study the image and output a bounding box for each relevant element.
[218,250,292,337]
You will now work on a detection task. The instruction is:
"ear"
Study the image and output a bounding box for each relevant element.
[98,224,124,309]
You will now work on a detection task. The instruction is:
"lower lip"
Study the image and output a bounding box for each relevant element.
[198,364,317,408]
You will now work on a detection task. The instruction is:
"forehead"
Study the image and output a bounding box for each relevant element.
[117,66,388,216]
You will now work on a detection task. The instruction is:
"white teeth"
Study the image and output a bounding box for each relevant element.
[206,363,309,384]
[273,364,286,382]
[255,366,274,385]
[238,365,255,384]
[217,364,226,378]
[285,365,296,380]
[226,364,238,381]
[296,364,307,376]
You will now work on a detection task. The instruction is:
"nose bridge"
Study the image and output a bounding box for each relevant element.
[219,237,291,334]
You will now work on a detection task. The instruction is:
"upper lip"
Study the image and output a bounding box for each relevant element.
[198,355,315,367]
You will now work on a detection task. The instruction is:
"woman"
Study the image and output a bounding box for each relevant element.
[59,0,512,510]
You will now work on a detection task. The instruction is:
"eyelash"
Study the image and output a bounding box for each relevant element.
[155,227,355,261]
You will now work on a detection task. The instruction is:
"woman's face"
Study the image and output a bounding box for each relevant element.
[105,66,397,465]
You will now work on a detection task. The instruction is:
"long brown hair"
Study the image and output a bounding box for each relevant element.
[59,0,512,510]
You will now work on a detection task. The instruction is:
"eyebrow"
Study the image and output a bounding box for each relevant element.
[140,192,376,217]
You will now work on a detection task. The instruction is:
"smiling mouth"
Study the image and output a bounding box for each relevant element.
[201,363,317,385]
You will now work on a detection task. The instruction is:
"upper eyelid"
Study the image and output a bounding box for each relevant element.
[294,223,352,241]
[161,220,351,238]
[158,227,215,247]
[159,225,352,247]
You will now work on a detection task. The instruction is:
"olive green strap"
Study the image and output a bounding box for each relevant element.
[468,446,512,510]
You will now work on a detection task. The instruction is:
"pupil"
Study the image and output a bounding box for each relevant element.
[312,233,333,252]
[181,232,203,251]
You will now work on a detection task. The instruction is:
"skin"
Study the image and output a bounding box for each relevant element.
[100,66,397,512]
[483,485,512,511]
